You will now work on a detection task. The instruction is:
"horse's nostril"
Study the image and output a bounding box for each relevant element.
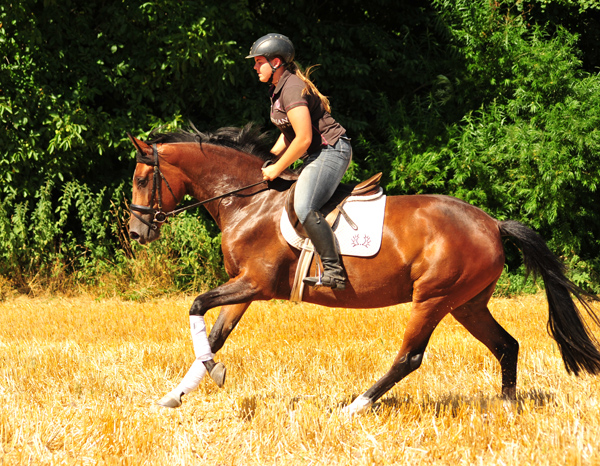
[129,231,140,240]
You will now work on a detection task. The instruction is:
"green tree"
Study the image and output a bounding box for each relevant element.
[1,0,600,293]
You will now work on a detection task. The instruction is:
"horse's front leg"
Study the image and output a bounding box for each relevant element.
[208,302,252,354]
[201,302,252,387]
[157,278,259,408]
[190,279,260,385]
[188,275,262,316]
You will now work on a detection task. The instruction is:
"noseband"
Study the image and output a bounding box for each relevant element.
[129,144,178,231]
[129,143,268,231]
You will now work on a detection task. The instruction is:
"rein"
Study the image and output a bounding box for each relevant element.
[129,143,268,231]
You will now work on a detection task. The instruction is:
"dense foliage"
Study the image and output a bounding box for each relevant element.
[1,0,599,295]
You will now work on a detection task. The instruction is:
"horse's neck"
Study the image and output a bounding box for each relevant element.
[174,144,261,196]
[176,143,276,226]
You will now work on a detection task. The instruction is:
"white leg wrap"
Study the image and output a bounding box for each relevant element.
[167,315,214,397]
[190,315,214,361]
[171,359,208,396]
[342,394,373,415]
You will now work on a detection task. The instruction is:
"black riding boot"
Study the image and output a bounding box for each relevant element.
[302,210,346,290]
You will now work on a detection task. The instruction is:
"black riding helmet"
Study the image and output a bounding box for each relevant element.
[246,33,295,65]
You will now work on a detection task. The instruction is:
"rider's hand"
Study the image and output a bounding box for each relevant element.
[261,164,284,181]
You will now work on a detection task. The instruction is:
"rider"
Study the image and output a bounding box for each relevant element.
[247,33,352,290]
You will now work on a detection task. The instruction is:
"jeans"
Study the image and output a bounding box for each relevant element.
[294,136,352,224]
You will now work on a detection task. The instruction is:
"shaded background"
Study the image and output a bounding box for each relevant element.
[1,0,599,295]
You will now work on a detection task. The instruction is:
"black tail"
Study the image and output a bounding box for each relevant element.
[499,220,600,376]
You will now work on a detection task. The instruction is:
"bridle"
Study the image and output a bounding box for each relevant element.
[129,144,269,231]
[129,143,268,231]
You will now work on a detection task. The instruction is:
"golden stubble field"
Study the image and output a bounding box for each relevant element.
[1,293,599,465]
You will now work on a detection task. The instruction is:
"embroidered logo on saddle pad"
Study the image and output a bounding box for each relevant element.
[280,188,387,257]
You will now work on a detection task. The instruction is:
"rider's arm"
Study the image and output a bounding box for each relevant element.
[262,105,312,180]
[271,133,289,156]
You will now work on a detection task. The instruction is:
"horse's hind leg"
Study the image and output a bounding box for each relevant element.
[343,300,447,415]
[451,292,519,399]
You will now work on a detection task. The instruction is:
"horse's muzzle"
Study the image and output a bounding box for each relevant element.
[128,217,161,245]
[129,230,142,243]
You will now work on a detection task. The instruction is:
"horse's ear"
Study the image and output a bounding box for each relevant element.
[127,132,152,155]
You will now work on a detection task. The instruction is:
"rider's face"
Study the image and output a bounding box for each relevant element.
[253,57,272,82]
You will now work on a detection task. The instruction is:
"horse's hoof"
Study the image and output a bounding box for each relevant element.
[209,362,227,388]
[501,387,517,401]
[342,395,373,416]
[155,393,182,408]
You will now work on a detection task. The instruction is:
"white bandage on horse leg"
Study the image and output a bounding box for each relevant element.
[171,358,207,396]
[168,315,214,397]
[190,315,214,361]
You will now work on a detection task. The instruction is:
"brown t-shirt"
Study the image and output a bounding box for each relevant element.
[269,70,346,155]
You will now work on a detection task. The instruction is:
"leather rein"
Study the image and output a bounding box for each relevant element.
[129,143,268,231]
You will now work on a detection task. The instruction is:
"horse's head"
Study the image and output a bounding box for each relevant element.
[127,134,185,245]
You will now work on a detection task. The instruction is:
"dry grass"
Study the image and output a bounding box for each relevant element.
[1,293,599,465]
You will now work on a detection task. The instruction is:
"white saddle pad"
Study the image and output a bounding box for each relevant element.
[280,188,386,257]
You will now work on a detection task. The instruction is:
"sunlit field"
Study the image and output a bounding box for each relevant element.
[1,294,599,465]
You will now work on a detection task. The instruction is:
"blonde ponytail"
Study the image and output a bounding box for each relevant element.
[287,62,331,113]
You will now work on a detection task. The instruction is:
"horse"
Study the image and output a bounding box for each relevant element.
[127,124,600,414]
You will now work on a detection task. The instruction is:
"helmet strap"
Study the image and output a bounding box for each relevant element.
[267,59,283,85]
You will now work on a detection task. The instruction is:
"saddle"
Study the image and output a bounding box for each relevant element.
[283,172,384,302]
[285,172,383,237]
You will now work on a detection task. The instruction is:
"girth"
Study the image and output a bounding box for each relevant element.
[285,172,383,237]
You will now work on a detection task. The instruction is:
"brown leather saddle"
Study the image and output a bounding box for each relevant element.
[285,173,383,238]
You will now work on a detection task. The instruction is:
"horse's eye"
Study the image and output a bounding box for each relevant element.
[136,177,148,188]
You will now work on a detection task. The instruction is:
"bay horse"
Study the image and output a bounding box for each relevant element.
[127,124,600,414]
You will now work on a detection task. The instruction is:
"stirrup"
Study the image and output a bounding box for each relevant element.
[303,275,346,290]
[303,256,346,290]
[303,259,324,288]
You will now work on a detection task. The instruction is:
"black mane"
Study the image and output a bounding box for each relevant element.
[145,123,276,163]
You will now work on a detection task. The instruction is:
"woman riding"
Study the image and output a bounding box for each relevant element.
[247,33,352,290]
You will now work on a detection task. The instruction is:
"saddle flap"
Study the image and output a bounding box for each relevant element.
[280,188,387,259]
[284,173,383,238]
